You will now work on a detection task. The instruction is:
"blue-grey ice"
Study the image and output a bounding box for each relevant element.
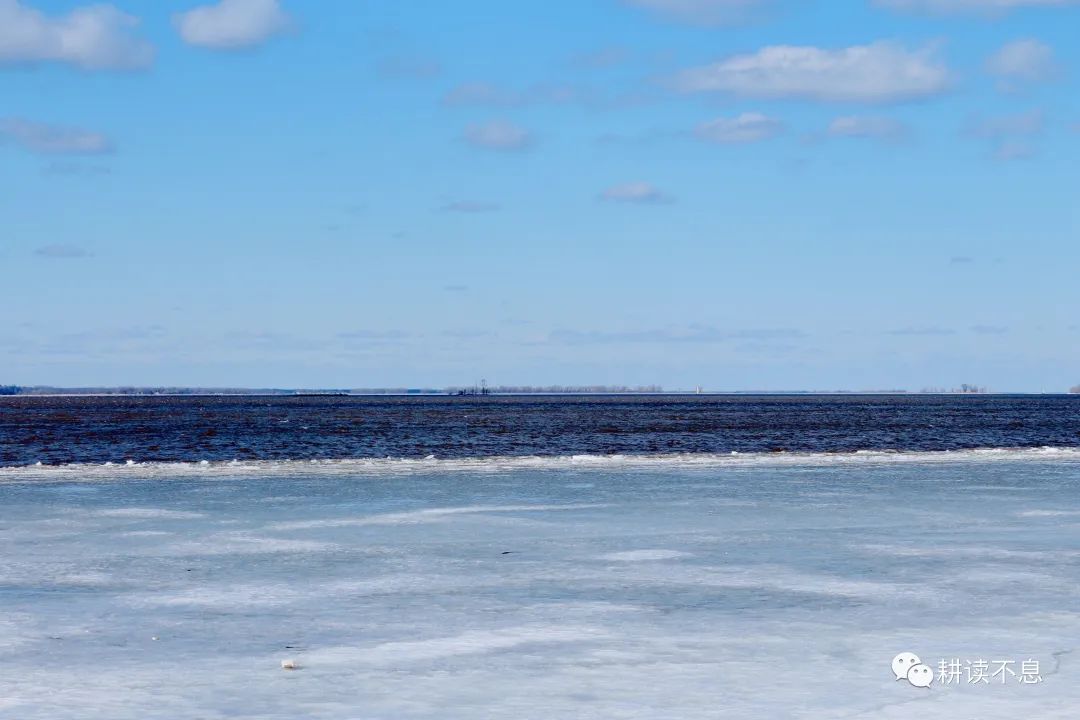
[1,450,1078,718]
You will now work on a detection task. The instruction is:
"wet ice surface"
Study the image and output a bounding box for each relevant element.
[2,456,1079,719]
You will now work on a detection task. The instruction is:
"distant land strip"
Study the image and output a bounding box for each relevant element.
[4,385,1071,397]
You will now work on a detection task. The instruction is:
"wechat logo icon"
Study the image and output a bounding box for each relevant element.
[892,652,933,688]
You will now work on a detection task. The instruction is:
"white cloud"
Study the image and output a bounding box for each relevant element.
[970,109,1044,137]
[674,42,951,103]
[0,0,153,70]
[0,118,112,154]
[599,182,673,204]
[622,0,765,25]
[695,112,782,143]
[462,120,534,151]
[827,115,908,141]
[986,39,1058,88]
[174,0,291,50]
[877,0,1080,14]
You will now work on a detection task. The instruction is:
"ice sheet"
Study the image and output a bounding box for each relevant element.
[1,455,1078,718]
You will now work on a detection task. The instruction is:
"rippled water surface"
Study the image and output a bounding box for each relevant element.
[2,394,1079,467]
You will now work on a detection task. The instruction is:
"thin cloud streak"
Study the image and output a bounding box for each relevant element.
[622,0,767,26]
[550,326,805,345]
[35,244,92,258]
[462,120,534,151]
[674,42,951,103]
[598,182,673,204]
[695,113,783,144]
[0,118,113,155]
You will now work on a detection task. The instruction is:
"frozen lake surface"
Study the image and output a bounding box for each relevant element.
[2,451,1079,718]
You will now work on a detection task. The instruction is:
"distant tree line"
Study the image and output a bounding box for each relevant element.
[12,384,1080,395]
[7,386,301,396]
[452,385,665,394]
[919,384,988,394]
[1,385,670,396]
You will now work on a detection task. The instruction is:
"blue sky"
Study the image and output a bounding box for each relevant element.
[1,0,1078,391]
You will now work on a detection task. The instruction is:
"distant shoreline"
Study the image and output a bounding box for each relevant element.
[1,390,1073,398]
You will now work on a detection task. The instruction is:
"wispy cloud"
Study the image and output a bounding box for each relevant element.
[337,330,411,342]
[827,115,909,142]
[462,120,534,151]
[970,109,1044,137]
[876,0,1080,15]
[223,330,319,351]
[598,182,673,204]
[571,47,629,69]
[43,161,112,177]
[985,39,1059,91]
[993,140,1035,160]
[9,324,167,358]
[971,324,1008,335]
[550,326,803,344]
[888,326,956,336]
[673,42,951,103]
[595,128,682,146]
[0,0,153,70]
[174,0,292,50]
[376,56,441,80]
[35,244,92,258]
[557,325,803,345]
[444,82,570,108]
[443,329,494,339]
[442,82,651,111]
[968,108,1043,160]
[621,0,766,25]
[695,112,783,144]
[0,118,112,155]
[440,201,501,213]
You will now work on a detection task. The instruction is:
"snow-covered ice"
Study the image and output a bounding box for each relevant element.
[1,452,1078,718]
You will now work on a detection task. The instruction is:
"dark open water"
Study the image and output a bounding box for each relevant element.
[2,394,1079,467]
